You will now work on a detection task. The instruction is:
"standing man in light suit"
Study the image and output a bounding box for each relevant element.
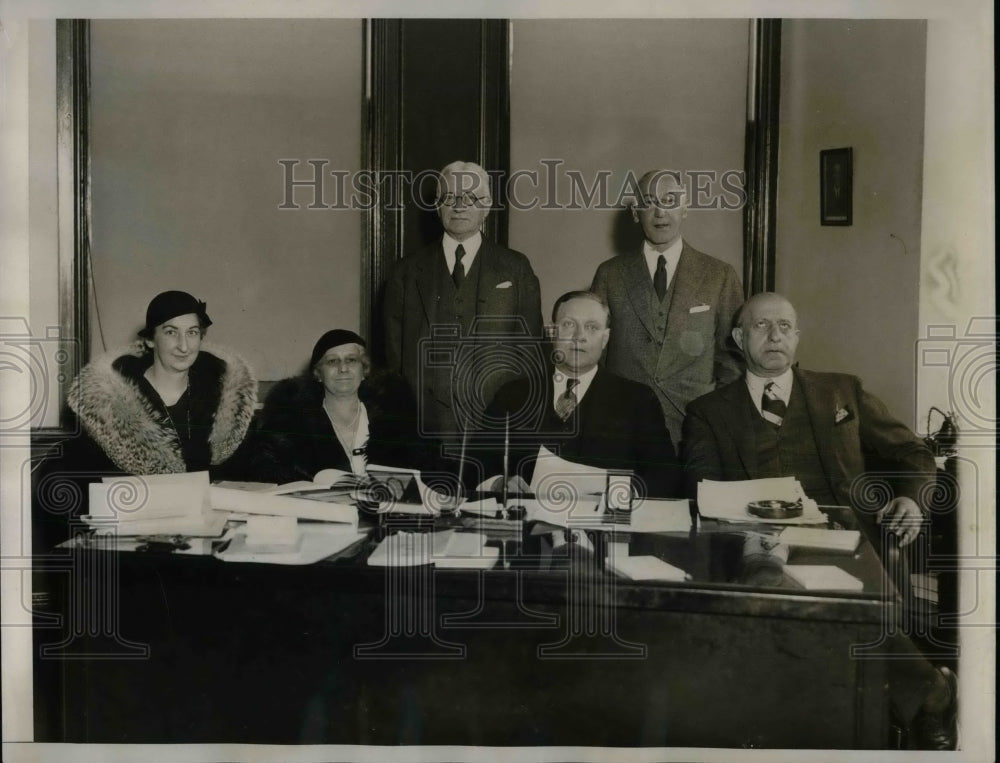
[591,169,743,446]
[383,161,543,446]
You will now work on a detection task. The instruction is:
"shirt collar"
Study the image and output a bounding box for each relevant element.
[443,231,482,259]
[745,368,794,402]
[553,364,599,402]
[642,237,683,280]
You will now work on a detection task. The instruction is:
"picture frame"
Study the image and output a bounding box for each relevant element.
[820,147,853,225]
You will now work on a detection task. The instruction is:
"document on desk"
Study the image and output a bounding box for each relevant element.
[367,530,498,568]
[210,485,358,525]
[605,555,688,582]
[215,522,367,565]
[628,499,695,533]
[85,472,226,536]
[529,445,608,498]
[779,527,861,554]
[785,565,864,592]
[697,478,827,525]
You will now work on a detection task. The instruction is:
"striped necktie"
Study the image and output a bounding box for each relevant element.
[761,381,787,427]
[555,377,579,421]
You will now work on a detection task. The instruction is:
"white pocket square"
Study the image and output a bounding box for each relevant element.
[495,281,513,289]
[689,304,711,313]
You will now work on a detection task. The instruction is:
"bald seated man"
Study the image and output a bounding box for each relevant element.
[383,160,542,443]
[681,291,957,750]
[592,169,743,446]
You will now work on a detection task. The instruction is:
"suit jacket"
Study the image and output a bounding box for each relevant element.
[483,366,681,498]
[383,238,542,438]
[591,243,743,446]
[681,368,936,508]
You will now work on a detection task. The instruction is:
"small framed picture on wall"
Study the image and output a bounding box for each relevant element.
[820,147,853,226]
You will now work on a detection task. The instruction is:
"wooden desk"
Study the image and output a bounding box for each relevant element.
[32,511,896,748]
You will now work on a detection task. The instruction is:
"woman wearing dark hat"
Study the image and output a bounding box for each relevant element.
[249,329,420,484]
[56,291,256,471]
[33,291,256,549]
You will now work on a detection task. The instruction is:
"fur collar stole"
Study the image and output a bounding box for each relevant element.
[67,342,257,474]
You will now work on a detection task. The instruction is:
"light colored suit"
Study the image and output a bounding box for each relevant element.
[591,243,743,444]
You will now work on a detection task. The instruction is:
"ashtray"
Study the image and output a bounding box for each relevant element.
[747,499,803,519]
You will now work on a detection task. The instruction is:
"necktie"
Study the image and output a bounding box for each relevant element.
[452,244,466,288]
[761,381,787,427]
[653,254,667,302]
[555,377,579,421]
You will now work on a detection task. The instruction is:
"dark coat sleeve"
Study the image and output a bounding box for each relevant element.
[31,423,125,552]
[630,382,682,498]
[680,394,729,499]
[853,378,936,507]
[713,263,744,386]
[361,370,429,472]
[512,251,543,339]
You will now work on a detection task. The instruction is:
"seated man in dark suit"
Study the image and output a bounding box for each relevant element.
[681,291,957,750]
[481,290,680,499]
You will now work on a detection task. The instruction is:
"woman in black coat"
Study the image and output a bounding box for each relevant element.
[33,291,257,550]
[250,329,423,485]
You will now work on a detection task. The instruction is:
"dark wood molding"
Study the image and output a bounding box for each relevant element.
[362,19,511,356]
[743,19,782,296]
[361,19,403,349]
[478,19,511,245]
[54,19,91,432]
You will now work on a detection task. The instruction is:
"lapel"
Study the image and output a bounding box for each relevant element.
[720,379,759,477]
[793,368,843,489]
[623,249,658,341]
[474,240,506,317]
[663,243,708,344]
[574,366,611,441]
[415,241,447,326]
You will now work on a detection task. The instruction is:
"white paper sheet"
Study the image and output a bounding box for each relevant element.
[210,485,357,525]
[90,471,210,520]
[784,565,864,591]
[605,555,687,582]
[628,498,695,533]
[215,524,367,565]
[697,478,827,525]
[529,445,608,498]
[779,527,861,553]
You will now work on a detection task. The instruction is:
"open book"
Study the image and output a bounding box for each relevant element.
[271,467,423,506]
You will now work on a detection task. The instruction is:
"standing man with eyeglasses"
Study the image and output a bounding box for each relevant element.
[591,169,744,447]
[384,160,542,452]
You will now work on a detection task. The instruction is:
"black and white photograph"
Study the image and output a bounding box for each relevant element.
[0,1,994,762]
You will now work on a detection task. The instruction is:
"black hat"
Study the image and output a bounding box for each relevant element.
[310,329,367,369]
[139,291,212,338]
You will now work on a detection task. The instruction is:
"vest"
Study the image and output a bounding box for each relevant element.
[748,384,837,505]
[437,246,483,332]
[647,257,678,344]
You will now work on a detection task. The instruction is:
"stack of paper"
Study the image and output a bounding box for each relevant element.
[215,523,367,565]
[84,472,226,536]
[697,478,827,525]
[617,498,694,533]
[605,555,687,582]
[367,530,498,569]
[785,565,864,591]
[779,527,861,554]
[530,445,608,500]
[210,485,357,525]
